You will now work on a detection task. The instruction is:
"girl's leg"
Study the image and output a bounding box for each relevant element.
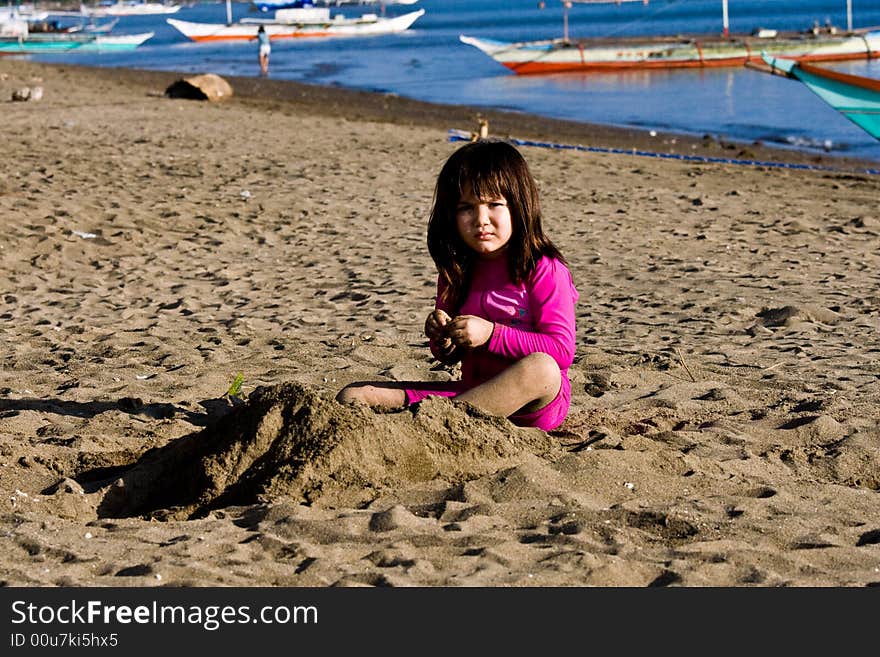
[336,355,559,419]
[457,352,561,418]
[335,382,407,409]
[336,380,463,410]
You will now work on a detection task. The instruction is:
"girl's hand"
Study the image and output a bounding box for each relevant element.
[447,315,494,349]
[426,309,457,361]
[425,309,451,342]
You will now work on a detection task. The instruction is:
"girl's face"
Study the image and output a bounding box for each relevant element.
[455,187,513,259]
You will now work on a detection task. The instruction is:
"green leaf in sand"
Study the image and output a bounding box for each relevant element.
[226,372,244,399]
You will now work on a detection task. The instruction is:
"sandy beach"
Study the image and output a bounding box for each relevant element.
[1,58,879,587]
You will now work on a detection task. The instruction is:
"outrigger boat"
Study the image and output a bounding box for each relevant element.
[750,53,880,141]
[167,4,425,42]
[460,0,880,75]
[81,3,182,17]
[0,7,153,53]
[15,10,120,35]
[250,0,420,12]
[0,31,154,54]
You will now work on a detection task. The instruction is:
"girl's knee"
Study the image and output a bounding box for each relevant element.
[520,352,561,390]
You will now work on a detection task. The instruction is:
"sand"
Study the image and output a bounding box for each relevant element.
[1,59,879,587]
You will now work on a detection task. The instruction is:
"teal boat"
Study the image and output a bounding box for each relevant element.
[758,52,880,141]
[0,31,154,54]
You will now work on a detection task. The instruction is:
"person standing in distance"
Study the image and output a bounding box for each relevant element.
[255,25,271,76]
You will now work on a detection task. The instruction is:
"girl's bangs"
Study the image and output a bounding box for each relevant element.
[443,140,531,205]
[458,157,507,201]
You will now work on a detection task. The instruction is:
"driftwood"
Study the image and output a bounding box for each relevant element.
[164,74,233,102]
[11,86,43,102]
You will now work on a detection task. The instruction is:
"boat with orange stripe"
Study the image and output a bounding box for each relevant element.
[460,0,880,75]
[167,5,424,43]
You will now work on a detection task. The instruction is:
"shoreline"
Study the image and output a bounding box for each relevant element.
[23,60,880,173]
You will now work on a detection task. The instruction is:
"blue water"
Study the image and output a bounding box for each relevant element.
[24,0,880,161]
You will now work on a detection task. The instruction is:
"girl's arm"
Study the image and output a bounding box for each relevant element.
[486,258,577,370]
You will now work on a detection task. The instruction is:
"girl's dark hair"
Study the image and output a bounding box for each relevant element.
[427,139,564,310]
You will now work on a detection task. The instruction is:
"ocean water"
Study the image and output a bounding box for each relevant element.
[25,0,880,162]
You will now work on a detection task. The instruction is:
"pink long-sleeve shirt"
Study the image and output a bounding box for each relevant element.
[431,255,579,397]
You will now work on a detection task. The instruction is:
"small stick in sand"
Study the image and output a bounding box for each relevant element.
[676,347,697,382]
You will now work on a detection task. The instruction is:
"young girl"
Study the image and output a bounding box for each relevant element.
[256,25,271,76]
[336,139,579,432]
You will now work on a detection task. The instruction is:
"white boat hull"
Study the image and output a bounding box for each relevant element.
[167,8,424,42]
[84,3,182,17]
[93,32,156,48]
[253,0,420,9]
